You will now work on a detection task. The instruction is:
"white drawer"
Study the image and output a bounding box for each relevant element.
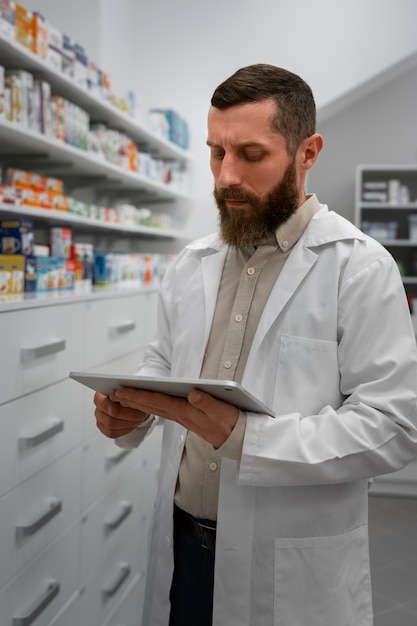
[102,572,146,626]
[0,301,86,404]
[0,447,82,590]
[80,465,148,584]
[40,590,82,626]
[0,522,79,626]
[76,537,140,626]
[81,434,140,510]
[0,378,84,498]
[83,293,148,369]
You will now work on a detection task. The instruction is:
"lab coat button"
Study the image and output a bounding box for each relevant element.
[282,240,289,248]
[165,536,171,548]
[224,360,232,369]
[247,267,255,275]
[235,314,243,322]
[209,462,218,471]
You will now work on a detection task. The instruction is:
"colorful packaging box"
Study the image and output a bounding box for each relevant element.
[32,11,48,59]
[33,255,49,292]
[51,227,71,259]
[0,254,25,293]
[1,218,34,255]
[94,253,113,287]
[15,2,33,51]
[24,255,36,292]
[5,69,34,127]
[0,0,15,39]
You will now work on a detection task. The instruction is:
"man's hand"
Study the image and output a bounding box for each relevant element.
[95,386,240,448]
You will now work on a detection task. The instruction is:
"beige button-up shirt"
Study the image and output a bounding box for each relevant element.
[175,194,321,519]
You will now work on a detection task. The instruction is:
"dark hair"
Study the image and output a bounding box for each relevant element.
[211,64,316,154]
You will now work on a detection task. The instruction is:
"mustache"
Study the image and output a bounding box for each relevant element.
[214,187,257,205]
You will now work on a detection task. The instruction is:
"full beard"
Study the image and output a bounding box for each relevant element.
[214,160,300,248]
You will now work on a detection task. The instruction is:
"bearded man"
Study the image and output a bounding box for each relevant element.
[94,64,417,626]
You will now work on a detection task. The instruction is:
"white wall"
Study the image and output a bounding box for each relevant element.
[22,0,417,239]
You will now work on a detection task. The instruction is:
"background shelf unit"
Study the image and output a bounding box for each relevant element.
[0,32,192,255]
[355,164,417,300]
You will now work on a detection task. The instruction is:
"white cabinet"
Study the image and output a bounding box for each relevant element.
[356,164,417,496]
[0,289,162,625]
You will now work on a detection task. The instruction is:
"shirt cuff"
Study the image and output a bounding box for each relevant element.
[115,415,155,449]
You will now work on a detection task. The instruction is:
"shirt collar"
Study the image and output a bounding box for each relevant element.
[274,193,322,252]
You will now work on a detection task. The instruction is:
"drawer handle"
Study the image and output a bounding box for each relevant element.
[21,339,66,361]
[104,501,133,533]
[105,449,131,468]
[19,419,64,449]
[108,320,136,336]
[102,563,131,599]
[13,579,60,626]
[16,498,62,540]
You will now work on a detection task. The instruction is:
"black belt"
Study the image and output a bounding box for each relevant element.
[174,505,217,552]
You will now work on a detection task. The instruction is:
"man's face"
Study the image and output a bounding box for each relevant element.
[207,99,303,247]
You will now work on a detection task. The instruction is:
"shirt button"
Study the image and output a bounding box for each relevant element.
[209,462,218,471]
[165,536,172,548]
[235,314,243,322]
[247,267,255,275]
[282,240,289,248]
[224,361,232,369]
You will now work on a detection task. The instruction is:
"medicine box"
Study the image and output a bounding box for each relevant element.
[94,253,113,286]
[0,1,15,39]
[0,254,25,293]
[51,227,71,258]
[1,218,34,256]
[24,255,36,292]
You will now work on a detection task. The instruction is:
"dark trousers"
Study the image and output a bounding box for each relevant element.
[169,506,216,626]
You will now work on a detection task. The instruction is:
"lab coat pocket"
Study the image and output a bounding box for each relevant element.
[273,525,373,626]
[275,335,341,415]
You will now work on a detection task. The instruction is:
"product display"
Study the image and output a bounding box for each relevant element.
[356,164,417,310]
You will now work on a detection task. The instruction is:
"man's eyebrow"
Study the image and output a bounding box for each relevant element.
[206,141,266,149]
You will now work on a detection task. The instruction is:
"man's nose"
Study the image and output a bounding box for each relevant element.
[216,156,242,188]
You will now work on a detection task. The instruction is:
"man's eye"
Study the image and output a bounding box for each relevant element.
[211,151,224,160]
[244,152,263,161]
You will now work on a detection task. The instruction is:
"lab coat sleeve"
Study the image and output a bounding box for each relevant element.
[239,255,417,486]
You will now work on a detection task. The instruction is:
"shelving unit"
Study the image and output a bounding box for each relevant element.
[0,32,192,254]
[0,31,187,625]
[355,164,417,301]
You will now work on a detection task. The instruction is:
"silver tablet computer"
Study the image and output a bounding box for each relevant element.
[69,371,274,415]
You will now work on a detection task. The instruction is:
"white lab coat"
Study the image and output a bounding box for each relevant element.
[120,207,417,626]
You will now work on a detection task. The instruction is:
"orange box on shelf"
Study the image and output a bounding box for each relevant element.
[45,175,64,196]
[38,191,54,210]
[31,12,47,59]
[52,194,69,212]
[19,188,41,207]
[15,3,33,51]
[7,168,48,192]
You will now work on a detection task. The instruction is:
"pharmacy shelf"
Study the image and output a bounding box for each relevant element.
[0,34,191,162]
[0,203,182,239]
[356,164,417,296]
[0,118,191,201]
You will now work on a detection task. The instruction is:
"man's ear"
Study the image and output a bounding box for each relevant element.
[299,133,324,170]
